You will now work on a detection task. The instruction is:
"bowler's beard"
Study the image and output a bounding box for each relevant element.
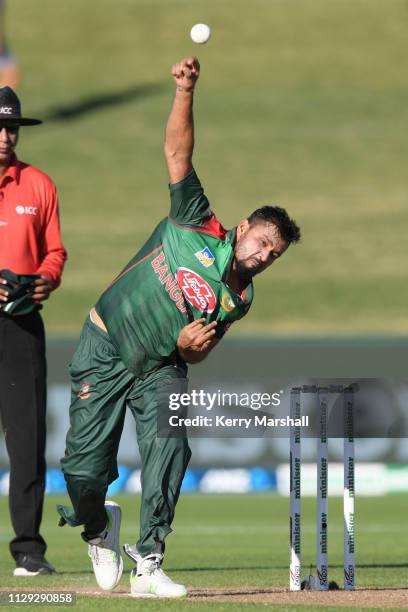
[234,257,258,282]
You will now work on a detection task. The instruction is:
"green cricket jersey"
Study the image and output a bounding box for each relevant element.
[96,169,253,377]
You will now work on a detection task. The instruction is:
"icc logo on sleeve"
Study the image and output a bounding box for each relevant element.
[16,205,38,215]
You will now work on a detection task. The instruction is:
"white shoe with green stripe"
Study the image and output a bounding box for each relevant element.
[128,551,187,598]
[87,501,123,591]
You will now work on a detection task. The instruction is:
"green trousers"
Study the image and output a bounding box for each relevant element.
[59,317,191,556]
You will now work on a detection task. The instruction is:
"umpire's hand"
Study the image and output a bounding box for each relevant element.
[0,274,9,303]
[31,276,52,303]
[0,273,52,307]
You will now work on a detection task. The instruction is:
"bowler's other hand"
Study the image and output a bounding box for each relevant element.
[177,318,217,352]
[172,57,200,92]
[31,276,52,303]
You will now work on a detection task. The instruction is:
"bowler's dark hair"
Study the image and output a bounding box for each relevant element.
[247,206,301,244]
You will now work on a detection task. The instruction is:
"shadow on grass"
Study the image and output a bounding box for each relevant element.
[42,83,164,122]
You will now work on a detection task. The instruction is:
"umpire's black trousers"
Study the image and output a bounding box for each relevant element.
[0,310,47,559]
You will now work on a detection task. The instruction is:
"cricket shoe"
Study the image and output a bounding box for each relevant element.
[124,545,187,598]
[13,554,56,576]
[85,501,123,591]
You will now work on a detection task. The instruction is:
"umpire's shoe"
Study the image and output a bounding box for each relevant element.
[13,554,56,576]
[83,501,123,591]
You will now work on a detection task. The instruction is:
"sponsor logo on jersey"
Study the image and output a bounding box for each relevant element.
[151,251,187,313]
[176,267,216,313]
[0,221,8,227]
[194,246,215,268]
[78,383,92,400]
[220,292,235,313]
[16,205,38,215]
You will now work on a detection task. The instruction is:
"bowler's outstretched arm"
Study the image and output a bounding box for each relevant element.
[164,57,200,184]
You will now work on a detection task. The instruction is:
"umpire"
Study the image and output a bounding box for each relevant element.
[0,86,67,575]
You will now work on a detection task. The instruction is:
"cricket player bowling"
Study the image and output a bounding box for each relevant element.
[58,57,301,598]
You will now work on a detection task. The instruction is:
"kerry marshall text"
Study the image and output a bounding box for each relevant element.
[168,415,309,429]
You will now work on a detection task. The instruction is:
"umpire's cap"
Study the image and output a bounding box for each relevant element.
[0,86,42,125]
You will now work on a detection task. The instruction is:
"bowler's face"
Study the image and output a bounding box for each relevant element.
[0,122,19,167]
[234,220,289,280]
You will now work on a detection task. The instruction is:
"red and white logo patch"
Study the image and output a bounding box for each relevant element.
[176,267,216,313]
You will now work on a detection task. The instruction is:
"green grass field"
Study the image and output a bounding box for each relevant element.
[6,0,408,336]
[0,493,407,610]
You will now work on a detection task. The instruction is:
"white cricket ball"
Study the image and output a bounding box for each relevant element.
[190,23,211,44]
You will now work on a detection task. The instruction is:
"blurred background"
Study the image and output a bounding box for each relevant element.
[1,0,408,484]
[4,0,408,335]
